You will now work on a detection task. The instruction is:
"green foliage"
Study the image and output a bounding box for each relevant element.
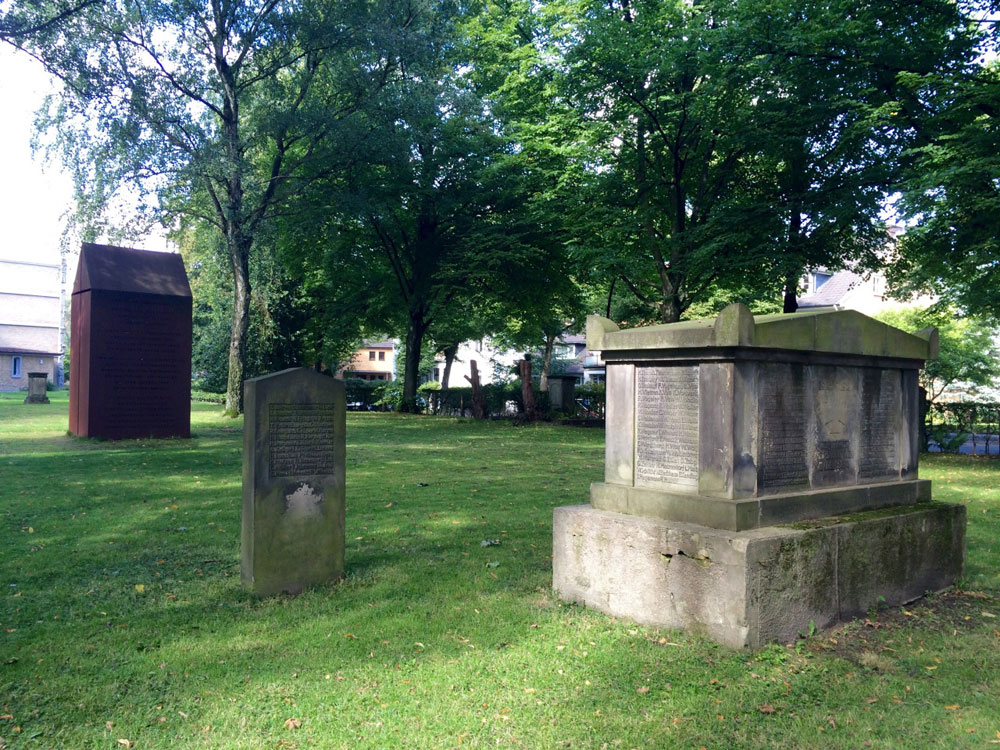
[26,0,405,413]
[343,379,385,411]
[553,0,982,321]
[875,306,1000,402]
[889,58,1000,321]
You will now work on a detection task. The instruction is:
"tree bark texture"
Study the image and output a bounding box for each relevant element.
[519,357,538,421]
[464,359,486,419]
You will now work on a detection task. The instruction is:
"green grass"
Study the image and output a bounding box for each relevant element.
[1,392,998,749]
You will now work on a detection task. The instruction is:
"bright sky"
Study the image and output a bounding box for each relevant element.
[0,45,73,266]
[0,45,170,273]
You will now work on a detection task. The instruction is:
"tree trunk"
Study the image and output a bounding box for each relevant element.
[783,274,799,313]
[224,235,251,416]
[539,332,557,392]
[464,359,486,419]
[441,343,458,388]
[519,357,538,421]
[401,316,427,413]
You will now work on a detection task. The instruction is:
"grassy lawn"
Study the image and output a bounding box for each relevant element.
[1,391,998,749]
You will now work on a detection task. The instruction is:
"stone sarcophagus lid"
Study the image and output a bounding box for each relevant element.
[590,304,937,531]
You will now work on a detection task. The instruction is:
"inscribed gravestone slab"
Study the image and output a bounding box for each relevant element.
[812,366,859,487]
[24,372,49,404]
[757,364,809,493]
[634,365,699,488]
[859,369,902,482]
[241,368,346,596]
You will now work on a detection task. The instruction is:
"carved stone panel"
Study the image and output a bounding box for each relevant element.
[811,367,860,487]
[634,365,699,489]
[859,369,902,482]
[758,364,809,493]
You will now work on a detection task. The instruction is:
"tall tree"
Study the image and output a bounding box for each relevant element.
[887,57,1000,319]
[293,0,561,411]
[555,0,982,321]
[25,0,400,413]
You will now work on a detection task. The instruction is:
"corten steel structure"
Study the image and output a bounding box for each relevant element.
[69,243,192,439]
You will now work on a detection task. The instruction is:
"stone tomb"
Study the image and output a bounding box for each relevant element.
[69,243,192,439]
[24,372,50,404]
[553,305,966,647]
[241,368,346,595]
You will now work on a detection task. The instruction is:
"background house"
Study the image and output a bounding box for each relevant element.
[339,339,396,381]
[431,338,521,386]
[0,257,64,390]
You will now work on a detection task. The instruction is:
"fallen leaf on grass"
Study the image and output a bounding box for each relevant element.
[983,611,997,618]
[636,686,650,694]
[117,740,133,748]
[759,705,776,714]
[945,705,960,710]
[284,718,302,730]
[865,697,878,704]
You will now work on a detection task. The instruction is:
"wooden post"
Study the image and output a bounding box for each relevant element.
[519,356,538,421]
[464,360,487,419]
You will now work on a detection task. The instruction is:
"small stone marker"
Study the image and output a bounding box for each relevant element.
[24,372,50,404]
[241,368,346,595]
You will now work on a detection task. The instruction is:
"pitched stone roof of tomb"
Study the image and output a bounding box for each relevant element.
[586,304,937,362]
[73,243,191,298]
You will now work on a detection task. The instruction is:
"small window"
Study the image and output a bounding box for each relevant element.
[811,272,832,292]
[368,351,376,360]
[378,351,385,361]
[11,356,22,378]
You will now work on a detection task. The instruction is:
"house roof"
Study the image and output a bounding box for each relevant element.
[73,243,191,297]
[0,347,61,356]
[361,339,394,349]
[798,269,863,308]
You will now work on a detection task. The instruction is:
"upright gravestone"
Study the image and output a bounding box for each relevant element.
[69,243,192,439]
[547,375,577,414]
[242,368,346,595]
[553,305,966,647]
[24,372,50,404]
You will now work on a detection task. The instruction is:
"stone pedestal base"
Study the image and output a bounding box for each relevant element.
[553,503,965,648]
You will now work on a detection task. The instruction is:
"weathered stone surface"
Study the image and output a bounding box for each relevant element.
[604,363,634,485]
[582,306,934,527]
[557,305,964,647]
[69,243,192,439]
[553,502,965,648]
[589,478,931,531]
[547,375,577,413]
[241,368,346,596]
[24,372,49,404]
[587,306,935,361]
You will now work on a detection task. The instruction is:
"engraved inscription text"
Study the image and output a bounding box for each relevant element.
[269,404,337,477]
[758,366,809,491]
[635,366,699,487]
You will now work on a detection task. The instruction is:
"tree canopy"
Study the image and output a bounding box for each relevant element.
[14,0,1000,398]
